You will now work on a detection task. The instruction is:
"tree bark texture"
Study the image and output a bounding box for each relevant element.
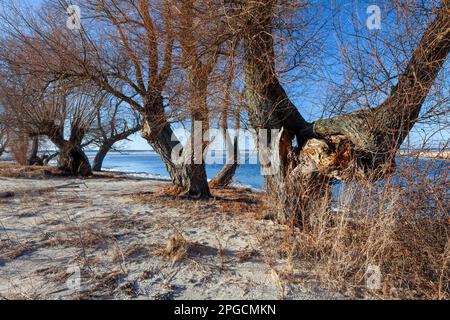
[141,97,211,198]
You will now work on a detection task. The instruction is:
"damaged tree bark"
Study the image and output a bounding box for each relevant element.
[242,0,450,224]
[242,1,324,224]
[313,0,450,178]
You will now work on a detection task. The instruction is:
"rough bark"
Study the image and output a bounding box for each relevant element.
[141,98,211,198]
[57,143,92,177]
[92,144,111,172]
[42,122,92,176]
[242,1,323,224]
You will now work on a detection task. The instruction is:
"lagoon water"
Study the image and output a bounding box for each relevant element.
[86,150,448,192]
[86,150,266,189]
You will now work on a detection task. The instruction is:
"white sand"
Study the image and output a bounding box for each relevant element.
[0,176,340,300]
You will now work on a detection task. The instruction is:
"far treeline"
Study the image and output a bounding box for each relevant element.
[0,0,449,223]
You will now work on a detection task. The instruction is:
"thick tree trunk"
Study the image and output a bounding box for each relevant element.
[92,144,111,172]
[141,98,211,198]
[57,143,92,176]
[242,2,322,224]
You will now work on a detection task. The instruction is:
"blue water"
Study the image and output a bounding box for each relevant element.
[85,150,448,191]
[85,150,266,189]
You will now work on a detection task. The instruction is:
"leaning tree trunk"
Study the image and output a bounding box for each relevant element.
[92,125,141,172]
[210,63,240,189]
[0,138,7,158]
[92,144,111,172]
[141,98,211,198]
[209,135,239,188]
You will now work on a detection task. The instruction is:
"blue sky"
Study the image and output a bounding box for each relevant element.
[3,0,448,150]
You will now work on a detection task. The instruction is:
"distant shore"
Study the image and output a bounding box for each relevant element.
[398,150,450,160]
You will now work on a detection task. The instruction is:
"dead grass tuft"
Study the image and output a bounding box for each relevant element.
[43,225,113,249]
[0,239,35,260]
[155,230,191,263]
[0,162,66,179]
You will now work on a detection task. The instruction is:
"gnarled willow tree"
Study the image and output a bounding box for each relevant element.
[239,0,450,223]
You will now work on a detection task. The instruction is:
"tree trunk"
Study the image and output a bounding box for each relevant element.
[92,144,111,172]
[57,143,92,176]
[209,135,239,188]
[27,136,42,166]
[141,98,211,198]
[242,2,321,224]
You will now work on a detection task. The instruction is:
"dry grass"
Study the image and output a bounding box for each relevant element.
[0,162,124,179]
[263,157,450,299]
[0,162,67,179]
[43,225,114,250]
[0,239,35,260]
[154,230,191,263]
[132,186,266,218]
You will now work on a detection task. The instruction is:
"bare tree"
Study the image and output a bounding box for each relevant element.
[90,96,141,171]
[0,65,102,175]
[0,0,217,197]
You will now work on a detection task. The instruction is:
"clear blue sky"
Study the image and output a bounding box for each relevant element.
[3,0,449,150]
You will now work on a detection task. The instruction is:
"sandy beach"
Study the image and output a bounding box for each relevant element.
[0,172,340,300]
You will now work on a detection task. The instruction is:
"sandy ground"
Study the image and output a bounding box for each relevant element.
[0,175,340,300]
